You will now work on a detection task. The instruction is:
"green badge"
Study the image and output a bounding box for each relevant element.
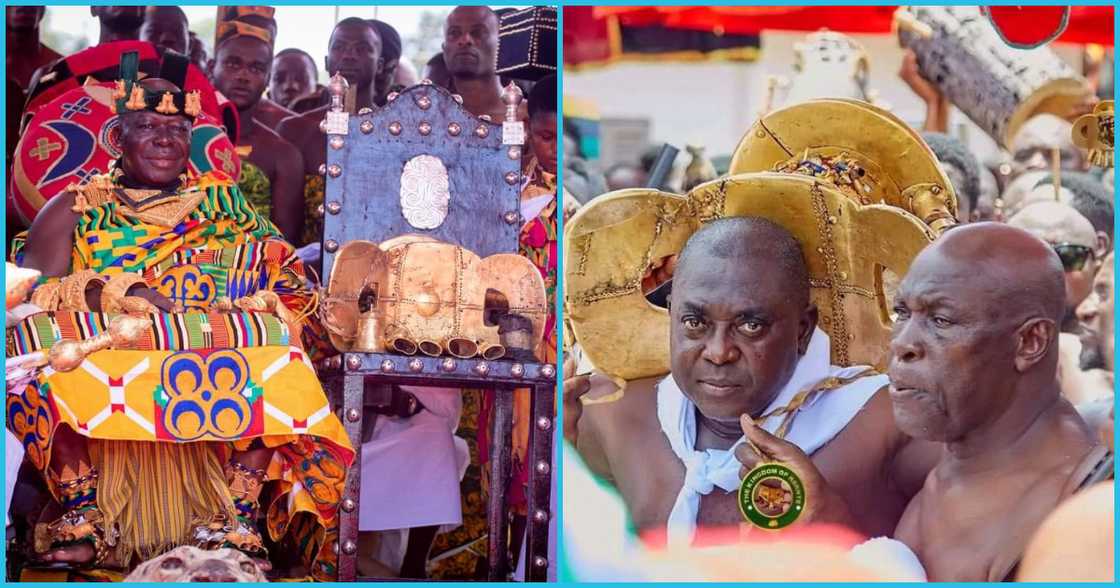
[738,463,806,529]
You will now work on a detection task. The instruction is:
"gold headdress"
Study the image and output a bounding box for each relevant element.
[564,174,935,384]
[730,98,958,234]
[110,52,201,118]
[565,99,954,385]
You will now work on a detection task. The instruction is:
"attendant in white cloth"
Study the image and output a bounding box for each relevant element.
[358,387,470,578]
[564,217,941,544]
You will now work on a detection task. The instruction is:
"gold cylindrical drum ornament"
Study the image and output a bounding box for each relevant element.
[896,6,1091,149]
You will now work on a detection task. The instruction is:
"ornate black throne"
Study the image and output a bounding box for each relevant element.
[316,78,555,582]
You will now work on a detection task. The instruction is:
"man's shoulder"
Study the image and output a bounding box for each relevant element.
[275,106,318,136]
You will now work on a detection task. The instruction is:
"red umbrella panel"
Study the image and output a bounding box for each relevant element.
[565,6,1113,67]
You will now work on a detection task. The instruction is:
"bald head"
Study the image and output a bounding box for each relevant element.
[889,222,1066,441]
[677,217,810,307]
[929,223,1066,324]
[1008,201,1096,249]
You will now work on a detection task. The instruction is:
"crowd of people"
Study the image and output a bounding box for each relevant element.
[561,25,1113,583]
[5,4,557,581]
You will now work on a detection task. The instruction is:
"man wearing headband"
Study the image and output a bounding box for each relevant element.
[210,7,305,244]
[277,17,383,247]
[8,52,351,579]
[214,6,296,131]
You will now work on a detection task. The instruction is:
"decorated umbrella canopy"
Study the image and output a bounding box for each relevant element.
[565,6,1114,67]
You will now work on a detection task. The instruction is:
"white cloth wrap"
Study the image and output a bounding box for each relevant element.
[358,386,470,533]
[656,328,887,545]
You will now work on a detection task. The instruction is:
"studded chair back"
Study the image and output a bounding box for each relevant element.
[321,82,522,280]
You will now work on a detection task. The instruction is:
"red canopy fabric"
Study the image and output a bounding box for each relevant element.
[566,6,1114,66]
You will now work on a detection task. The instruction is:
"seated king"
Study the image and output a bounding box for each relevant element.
[6,52,352,579]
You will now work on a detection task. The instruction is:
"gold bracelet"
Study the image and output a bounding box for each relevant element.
[58,270,106,312]
[30,281,62,311]
[100,273,148,314]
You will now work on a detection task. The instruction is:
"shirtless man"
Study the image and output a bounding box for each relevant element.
[442,6,507,122]
[565,217,939,542]
[276,17,381,246]
[139,6,189,55]
[269,48,319,111]
[1066,253,1115,413]
[214,9,295,131]
[1077,252,1114,374]
[5,6,60,89]
[888,222,1102,582]
[209,22,304,243]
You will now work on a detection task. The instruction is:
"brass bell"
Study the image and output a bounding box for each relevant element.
[353,286,384,353]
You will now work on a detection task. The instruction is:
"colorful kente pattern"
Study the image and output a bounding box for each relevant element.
[7,311,290,356]
[9,169,346,576]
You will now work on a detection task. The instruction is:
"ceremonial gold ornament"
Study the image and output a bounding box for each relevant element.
[59,270,107,312]
[155,91,179,115]
[111,80,127,102]
[321,237,546,360]
[100,272,150,314]
[563,173,936,385]
[30,281,61,311]
[730,99,958,234]
[1072,100,1115,168]
[183,91,202,117]
[125,85,147,111]
[48,315,152,371]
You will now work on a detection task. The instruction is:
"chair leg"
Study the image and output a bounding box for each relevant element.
[523,382,556,581]
[486,389,514,581]
[337,371,365,581]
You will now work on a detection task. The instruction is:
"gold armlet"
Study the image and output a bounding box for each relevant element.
[30,281,62,311]
[100,273,149,314]
[58,270,106,312]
